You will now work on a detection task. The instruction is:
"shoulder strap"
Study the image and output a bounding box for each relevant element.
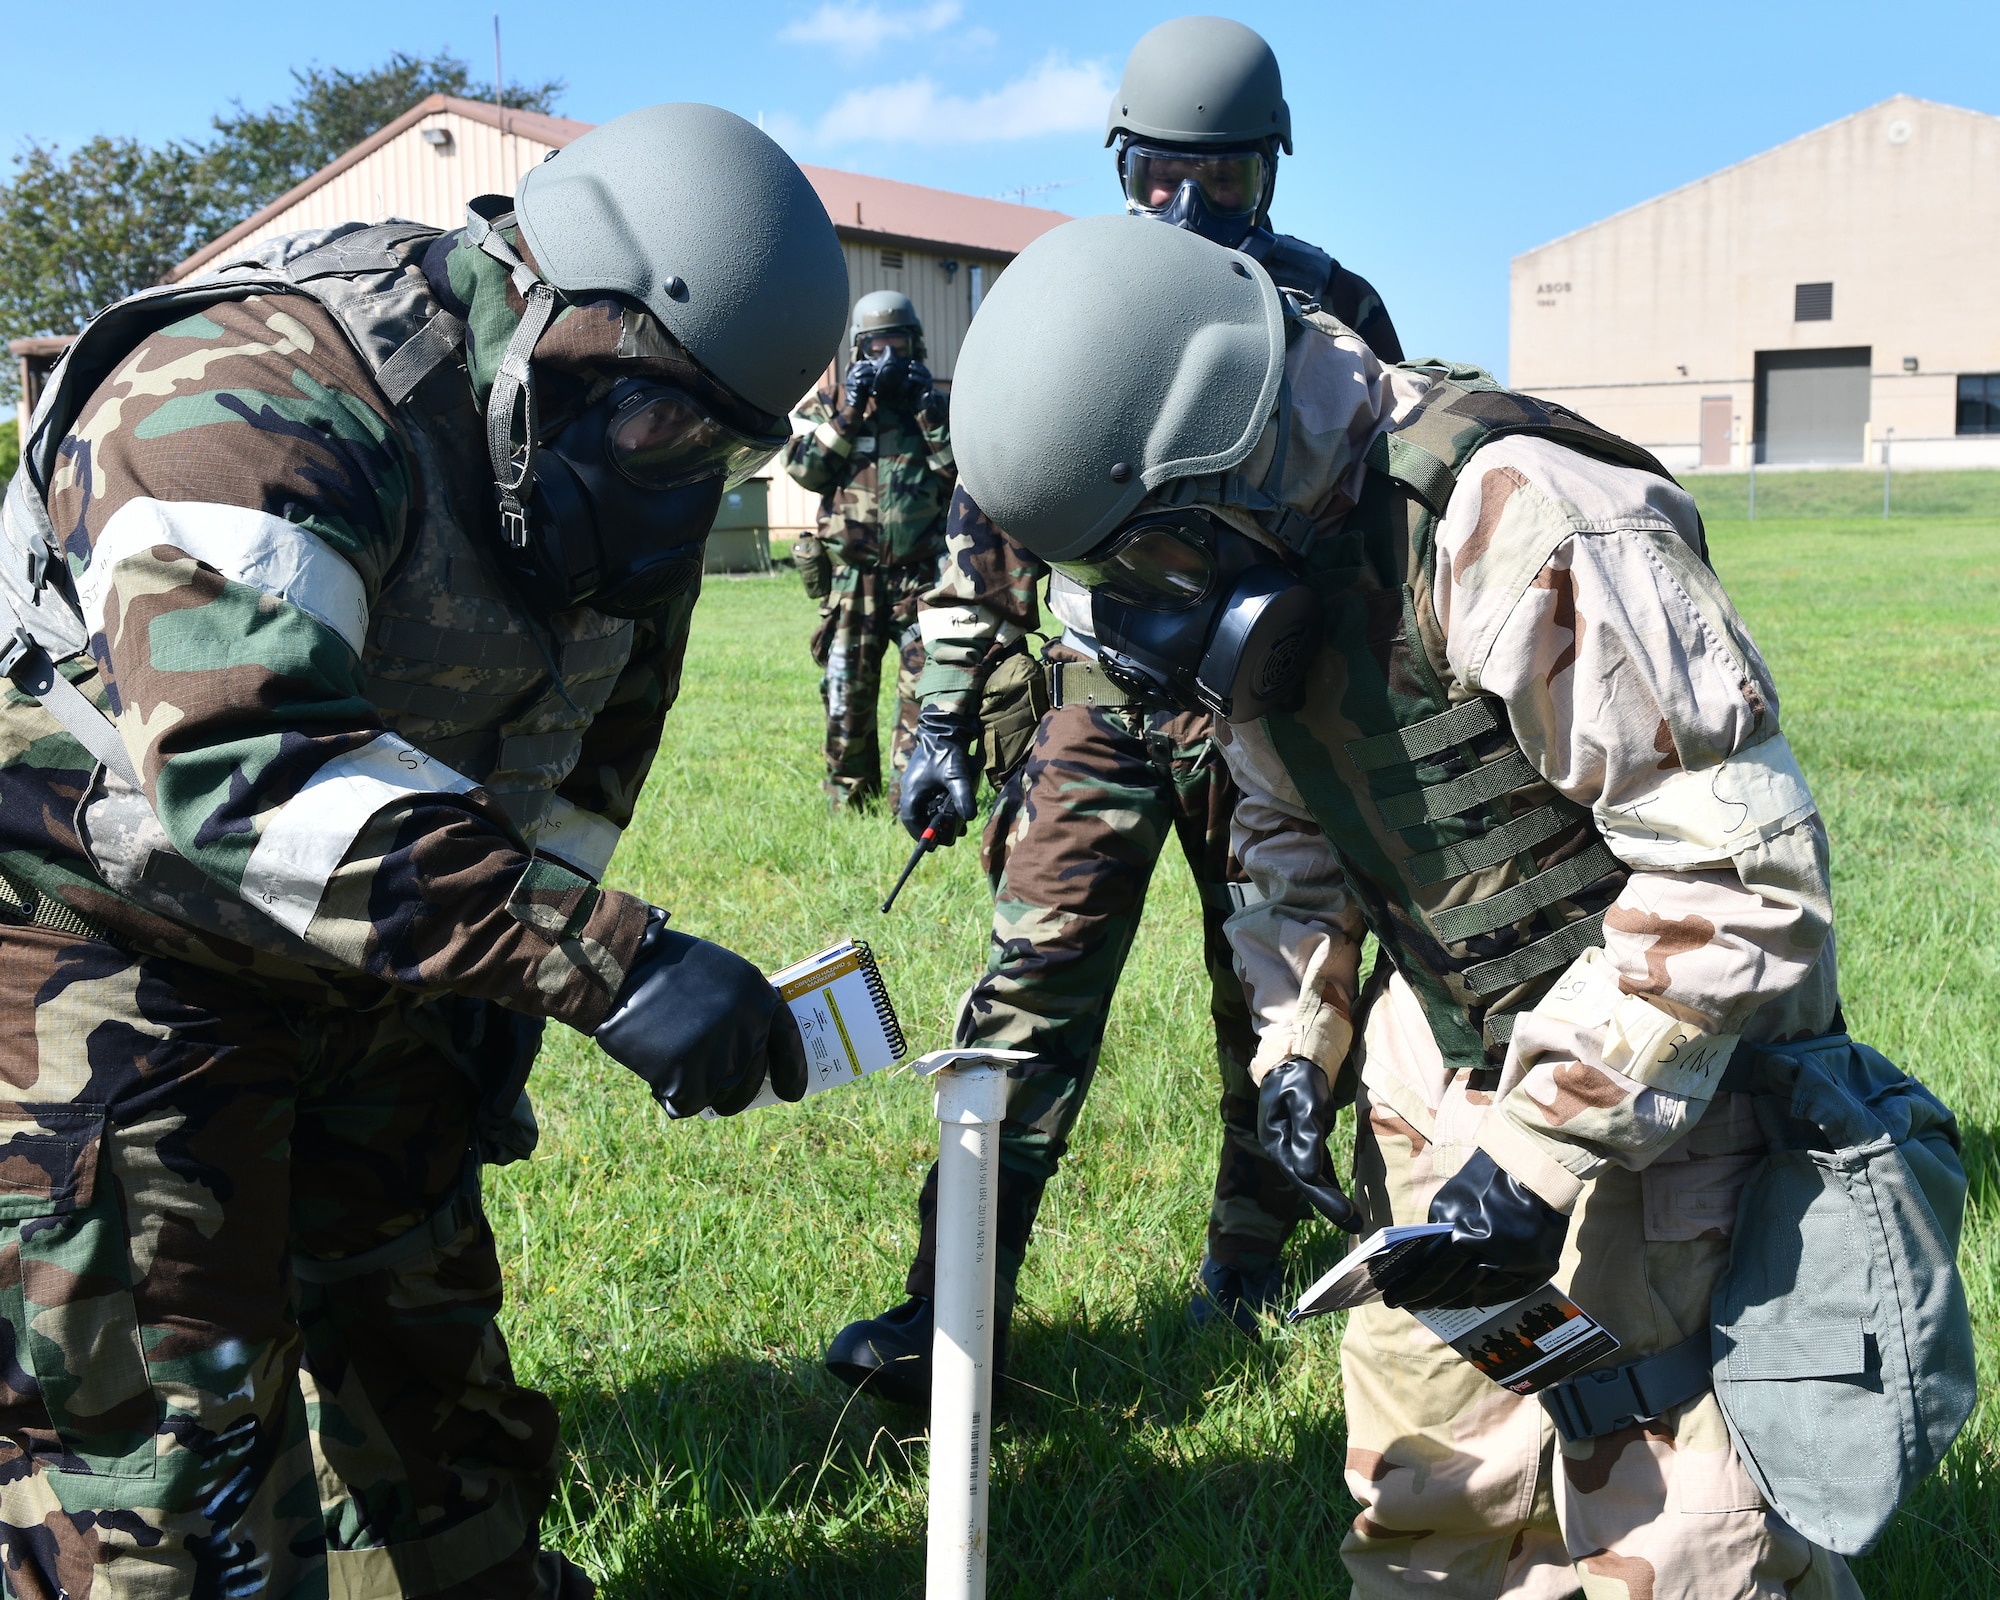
[1368,376,1687,514]
[1246,230,1335,302]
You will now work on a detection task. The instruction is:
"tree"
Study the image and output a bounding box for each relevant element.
[0,49,565,400]
[207,51,565,220]
[0,136,227,361]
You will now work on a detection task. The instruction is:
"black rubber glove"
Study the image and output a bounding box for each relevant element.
[842,358,878,411]
[1257,1055,1359,1230]
[916,381,949,430]
[898,706,980,841]
[1368,1149,1572,1311]
[594,911,808,1118]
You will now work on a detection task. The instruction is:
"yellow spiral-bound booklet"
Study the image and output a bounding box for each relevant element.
[722,939,908,1114]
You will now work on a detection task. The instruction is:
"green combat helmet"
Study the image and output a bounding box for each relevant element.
[1106,16,1291,246]
[951,214,1284,563]
[851,289,926,361]
[1105,15,1292,153]
[515,102,848,417]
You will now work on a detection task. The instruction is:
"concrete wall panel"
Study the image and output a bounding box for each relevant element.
[1513,97,2000,465]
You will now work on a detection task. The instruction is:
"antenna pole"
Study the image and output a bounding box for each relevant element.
[493,15,505,123]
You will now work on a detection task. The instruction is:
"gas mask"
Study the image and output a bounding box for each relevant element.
[505,377,786,618]
[1053,506,1321,722]
[482,303,787,618]
[1120,142,1271,250]
[468,209,789,619]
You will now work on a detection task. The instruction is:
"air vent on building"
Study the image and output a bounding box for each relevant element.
[1795,282,1833,322]
[881,249,905,271]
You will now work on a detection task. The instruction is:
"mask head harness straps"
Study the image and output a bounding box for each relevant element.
[465,197,560,551]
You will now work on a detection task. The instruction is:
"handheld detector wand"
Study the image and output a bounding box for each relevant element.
[881,796,961,914]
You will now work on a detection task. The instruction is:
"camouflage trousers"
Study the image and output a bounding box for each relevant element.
[1338,977,1860,1600]
[816,561,937,811]
[905,673,1305,1301]
[0,919,567,1600]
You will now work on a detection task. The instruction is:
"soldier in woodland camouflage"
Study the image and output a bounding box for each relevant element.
[948,214,1862,1600]
[783,291,955,810]
[826,17,1404,1404]
[0,103,844,1597]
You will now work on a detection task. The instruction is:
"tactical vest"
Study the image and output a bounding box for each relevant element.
[1264,364,1704,1074]
[1,222,661,962]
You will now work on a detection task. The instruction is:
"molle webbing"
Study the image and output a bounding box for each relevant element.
[1341,694,1617,1000]
[1268,368,1680,1072]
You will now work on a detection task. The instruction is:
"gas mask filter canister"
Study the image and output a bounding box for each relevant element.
[1053,507,1321,722]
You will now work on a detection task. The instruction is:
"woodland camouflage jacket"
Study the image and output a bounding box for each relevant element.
[782,385,955,569]
[0,232,676,1029]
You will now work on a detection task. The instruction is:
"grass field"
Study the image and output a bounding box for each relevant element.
[495,512,2000,1598]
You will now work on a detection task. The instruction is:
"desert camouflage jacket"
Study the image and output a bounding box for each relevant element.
[782,385,954,571]
[1223,430,1837,1210]
[0,239,671,1029]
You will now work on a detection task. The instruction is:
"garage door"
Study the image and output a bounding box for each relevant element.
[1756,348,1871,463]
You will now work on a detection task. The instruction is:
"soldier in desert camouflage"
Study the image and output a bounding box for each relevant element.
[827,15,1404,1405]
[783,290,955,811]
[0,105,845,1596]
[946,215,1860,1599]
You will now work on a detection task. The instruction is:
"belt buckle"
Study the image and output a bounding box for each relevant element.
[1541,1364,1648,1444]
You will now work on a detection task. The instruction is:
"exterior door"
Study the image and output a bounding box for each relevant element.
[1700,396,1733,467]
[1755,348,1871,463]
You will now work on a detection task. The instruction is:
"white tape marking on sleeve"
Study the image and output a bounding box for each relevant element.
[1596,732,1818,870]
[916,605,982,649]
[79,498,370,655]
[530,794,622,880]
[240,734,477,935]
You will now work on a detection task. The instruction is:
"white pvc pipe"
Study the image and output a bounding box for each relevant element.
[913,1049,1025,1600]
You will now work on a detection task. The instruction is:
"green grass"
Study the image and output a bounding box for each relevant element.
[1684,467,2000,524]
[494,518,2000,1597]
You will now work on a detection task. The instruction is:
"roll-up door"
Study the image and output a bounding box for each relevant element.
[1755,348,1871,463]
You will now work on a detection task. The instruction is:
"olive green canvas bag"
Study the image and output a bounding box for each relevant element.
[1712,1034,1975,1556]
[977,645,1052,789]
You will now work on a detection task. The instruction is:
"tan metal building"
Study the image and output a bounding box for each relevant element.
[1511,95,2000,470]
[10,94,1067,536]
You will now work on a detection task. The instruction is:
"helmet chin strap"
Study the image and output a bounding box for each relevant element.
[465,200,561,550]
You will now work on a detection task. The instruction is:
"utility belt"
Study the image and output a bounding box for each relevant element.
[0,861,113,943]
[1045,657,1147,711]
[976,653,1181,789]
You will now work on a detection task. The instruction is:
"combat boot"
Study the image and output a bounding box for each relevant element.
[1186,1253,1287,1338]
[824,1282,1014,1408]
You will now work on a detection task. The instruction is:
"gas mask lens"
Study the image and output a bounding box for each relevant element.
[604,384,787,491]
[1052,510,1218,610]
[857,331,913,360]
[1122,145,1267,219]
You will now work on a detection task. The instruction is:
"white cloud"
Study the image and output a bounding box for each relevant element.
[813,54,1114,145]
[778,1,964,59]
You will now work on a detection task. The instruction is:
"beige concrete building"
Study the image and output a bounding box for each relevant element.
[11,94,1067,536]
[1511,95,2000,470]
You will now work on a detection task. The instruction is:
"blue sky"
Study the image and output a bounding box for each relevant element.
[14,0,2000,377]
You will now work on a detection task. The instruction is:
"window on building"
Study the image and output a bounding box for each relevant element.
[1958,374,2000,436]
[1794,282,1833,321]
[880,249,904,271]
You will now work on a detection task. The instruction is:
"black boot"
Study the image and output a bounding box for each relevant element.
[824,1288,1014,1408]
[1186,1253,1287,1338]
